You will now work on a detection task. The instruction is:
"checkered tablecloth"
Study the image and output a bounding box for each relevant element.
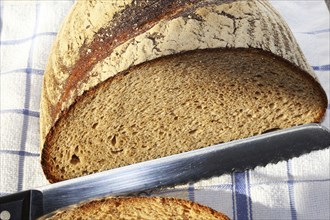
[0,1,329,219]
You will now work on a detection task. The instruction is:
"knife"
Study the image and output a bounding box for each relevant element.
[0,123,329,220]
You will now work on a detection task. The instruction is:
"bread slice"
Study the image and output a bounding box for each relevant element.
[40,0,327,182]
[41,197,229,220]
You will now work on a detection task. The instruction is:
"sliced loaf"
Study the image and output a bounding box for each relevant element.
[40,0,327,182]
[41,197,229,220]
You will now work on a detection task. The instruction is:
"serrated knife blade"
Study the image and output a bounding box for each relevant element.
[0,123,330,220]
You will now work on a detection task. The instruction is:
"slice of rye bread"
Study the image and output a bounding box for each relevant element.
[41,197,230,220]
[40,0,328,182]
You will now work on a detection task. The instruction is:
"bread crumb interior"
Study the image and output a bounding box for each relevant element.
[43,49,325,182]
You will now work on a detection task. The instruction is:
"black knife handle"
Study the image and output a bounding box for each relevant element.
[0,190,43,220]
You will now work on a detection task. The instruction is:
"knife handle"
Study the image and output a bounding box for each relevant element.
[0,190,43,220]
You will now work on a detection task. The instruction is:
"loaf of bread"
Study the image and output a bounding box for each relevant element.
[42,197,229,220]
[40,0,327,182]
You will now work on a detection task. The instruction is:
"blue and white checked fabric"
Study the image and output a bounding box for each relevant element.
[0,1,329,219]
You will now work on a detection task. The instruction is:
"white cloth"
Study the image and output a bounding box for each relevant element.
[0,1,329,219]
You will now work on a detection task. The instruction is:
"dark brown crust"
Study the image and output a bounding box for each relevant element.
[50,0,236,121]
[41,47,328,183]
[45,197,230,219]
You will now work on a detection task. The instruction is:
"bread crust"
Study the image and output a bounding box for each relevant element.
[41,197,230,220]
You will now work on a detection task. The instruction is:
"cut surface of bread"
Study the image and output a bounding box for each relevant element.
[42,48,327,182]
[42,197,229,220]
